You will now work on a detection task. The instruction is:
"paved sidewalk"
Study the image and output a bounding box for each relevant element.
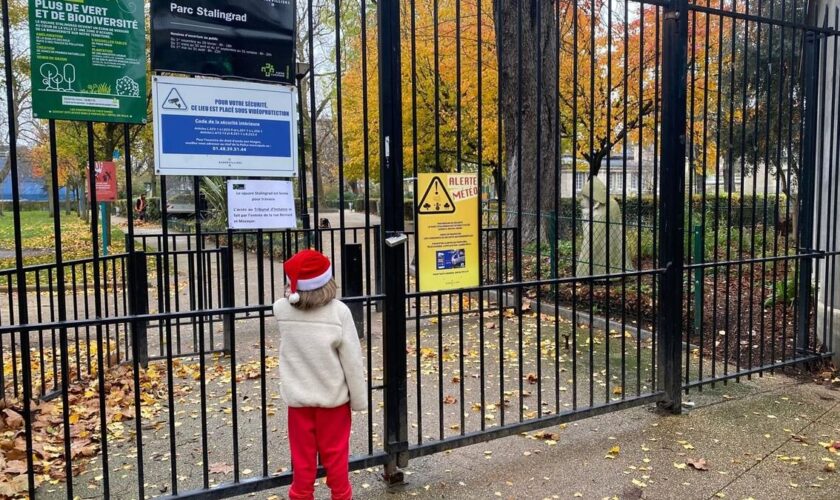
[250,374,840,500]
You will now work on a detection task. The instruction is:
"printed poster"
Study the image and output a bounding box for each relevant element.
[86,161,117,201]
[417,173,480,292]
[152,76,297,177]
[29,0,147,123]
[227,180,297,229]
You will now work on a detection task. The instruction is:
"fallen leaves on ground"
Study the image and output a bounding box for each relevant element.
[531,431,561,441]
[1,343,280,497]
[208,462,234,475]
[686,458,708,471]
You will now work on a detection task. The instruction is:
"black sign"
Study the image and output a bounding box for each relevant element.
[152,0,295,84]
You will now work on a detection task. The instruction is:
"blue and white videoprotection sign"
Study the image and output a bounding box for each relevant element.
[152,75,297,177]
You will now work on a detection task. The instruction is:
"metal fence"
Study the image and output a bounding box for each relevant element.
[0,0,838,499]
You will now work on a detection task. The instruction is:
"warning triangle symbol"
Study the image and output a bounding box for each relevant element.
[162,88,187,110]
[418,176,456,214]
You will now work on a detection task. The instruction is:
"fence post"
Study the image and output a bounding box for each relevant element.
[342,243,364,337]
[373,226,383,312]
[513,226,522,312]
[693,224,704,339]
[221,246,234,355]
[549,213,558,280]
[378,0,409,483]
[657,0,689,413]
[128,251,149,368]
[797,30,821,353]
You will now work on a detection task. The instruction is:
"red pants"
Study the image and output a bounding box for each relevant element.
[288,404,352,500]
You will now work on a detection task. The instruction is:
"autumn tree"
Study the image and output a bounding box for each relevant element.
[495,0,557,242]
[339,1,727,243]
[714,0,809,232]
[342,0,499,186]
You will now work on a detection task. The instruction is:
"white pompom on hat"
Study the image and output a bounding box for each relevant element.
[284,249,332,304]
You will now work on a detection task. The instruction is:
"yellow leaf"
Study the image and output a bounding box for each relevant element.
[674,463,687,470]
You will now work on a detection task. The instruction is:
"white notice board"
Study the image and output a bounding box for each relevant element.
[153,76,298,177]
[227,180,297,230]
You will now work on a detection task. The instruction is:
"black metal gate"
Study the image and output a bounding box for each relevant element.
[0,0,837,498]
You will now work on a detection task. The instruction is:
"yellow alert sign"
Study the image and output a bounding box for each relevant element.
[416,173,480,292]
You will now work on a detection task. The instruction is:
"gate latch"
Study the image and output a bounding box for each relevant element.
[385,232,408,247]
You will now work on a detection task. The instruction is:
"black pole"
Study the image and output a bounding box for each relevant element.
[798,30,820,353]
[296,73,311,246]
[657,0,689,413]
[342,243,364,336]
[378,0,408,481]
[0,0,35,493]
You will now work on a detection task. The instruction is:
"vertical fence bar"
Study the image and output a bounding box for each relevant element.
[797,29,820,354]
[85,121,114,497]
[48,118,74,499]
[123,123,146,500]
[378,0,409,479]
[657,0,689,412]
[343,243,364,335]
[129,252,149,367]
[221,246,234,354]
[0,0,35,493]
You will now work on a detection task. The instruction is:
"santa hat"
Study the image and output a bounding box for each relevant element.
[284,249,332,304]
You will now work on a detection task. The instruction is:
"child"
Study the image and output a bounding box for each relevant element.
[273,249,367,500]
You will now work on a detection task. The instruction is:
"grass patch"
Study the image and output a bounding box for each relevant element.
[0,210,125,277]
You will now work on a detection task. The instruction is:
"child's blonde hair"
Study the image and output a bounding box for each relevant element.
[290,278,338,310]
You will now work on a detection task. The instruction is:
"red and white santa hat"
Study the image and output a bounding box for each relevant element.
[284,249,332,304]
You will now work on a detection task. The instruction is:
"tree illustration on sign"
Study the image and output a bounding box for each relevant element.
[63,64,76,91]
[40,63,63,90]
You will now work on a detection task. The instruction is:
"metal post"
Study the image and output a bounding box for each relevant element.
[342,243,365,337]
[513,226,522,312]
[378,0,409,481]
[128,251,149,367]
[296,72,311,247]
[693,224,704,338]
[221,246,234,355]
[549,213,558,280]
[373,226,383,311]
[798,30,821,353]
[101,202,109,256]
[657,0,689,413]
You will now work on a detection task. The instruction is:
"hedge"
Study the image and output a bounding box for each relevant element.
[619,194,788,228]
[0,201,50,212]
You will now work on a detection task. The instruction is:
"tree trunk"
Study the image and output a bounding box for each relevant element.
[78,183,88,220]
[588,150,608,178]
[777,164,798,237]
[496,0,558,244]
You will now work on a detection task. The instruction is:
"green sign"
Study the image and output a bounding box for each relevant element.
[29,0,147,123]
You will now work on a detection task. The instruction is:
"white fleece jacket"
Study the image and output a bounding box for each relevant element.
[273,298,367,411]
